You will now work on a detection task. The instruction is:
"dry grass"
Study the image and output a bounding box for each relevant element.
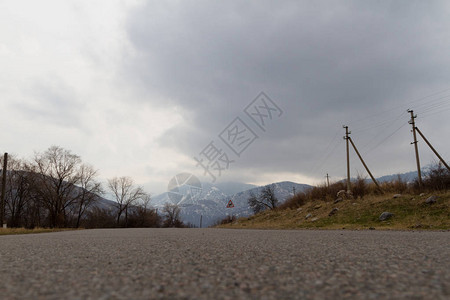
[0,228,81,236]
[218,191,450,230]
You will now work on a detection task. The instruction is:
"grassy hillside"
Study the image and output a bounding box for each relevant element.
[218,191,450,230]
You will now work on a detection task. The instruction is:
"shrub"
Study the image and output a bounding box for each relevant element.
[218,215,236,225]
[279,192,307,209]
[83,207,116,228]
[380,175,408,193]
[423,163,450,191]
[352,175,368,199]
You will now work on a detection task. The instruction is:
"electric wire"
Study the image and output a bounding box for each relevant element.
[308,128,341,174]
[357,113,407,153]
[363,122,409,156]
[421,106,450,118]
[307,87,450,182]
[311,138,344,177]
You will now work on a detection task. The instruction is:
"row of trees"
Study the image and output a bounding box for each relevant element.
[1,146,184,228]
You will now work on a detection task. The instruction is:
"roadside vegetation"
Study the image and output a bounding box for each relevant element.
[0,227,78,236]
[219,164,450,230]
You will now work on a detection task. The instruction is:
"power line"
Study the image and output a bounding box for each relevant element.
[306,87,450,183]
[419,102,450,115]
[308,128,341,174]
[358,117,406,153]
[311,139,343,177]
[364,122,409,156]
[421,106,450,118]
[352,111,406,136]
[411,93,450,110]
[348,88,450,132]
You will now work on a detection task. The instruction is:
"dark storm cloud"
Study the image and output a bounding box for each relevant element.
[122,0,450,182]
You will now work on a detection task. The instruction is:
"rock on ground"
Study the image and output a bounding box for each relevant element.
[425,196,438,204]
[379,212,394,221]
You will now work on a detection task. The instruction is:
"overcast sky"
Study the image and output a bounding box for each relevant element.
[1,0,450,195]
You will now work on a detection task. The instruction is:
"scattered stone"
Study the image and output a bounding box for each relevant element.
[393,194,402,199]
[336,190,346,198]
[334,197,343,204]
[337,190,354,199]
[296,207,303,212]
[419,193,426,197]
[379,212,394,221]
[305,213,312,219]
[352,203,357,206]
[425,195,438,205]
[328,208,339,216]
[311,217,318,222]
[369,227,375,230]
[314,204,322,209]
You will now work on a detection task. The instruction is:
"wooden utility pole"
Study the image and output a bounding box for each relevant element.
[1,153,8,228]
[326,173,330,188]
[408,110,422,185]
[348,137,382,191]
[415,127,450,172]
[343,126,351,193]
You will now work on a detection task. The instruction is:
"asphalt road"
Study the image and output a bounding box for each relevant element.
[0,229,448,299]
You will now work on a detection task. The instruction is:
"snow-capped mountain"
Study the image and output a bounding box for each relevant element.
[151,181,311,227]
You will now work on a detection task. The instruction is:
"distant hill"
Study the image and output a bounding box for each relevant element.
[202,181,257,195]
[151,181,312,227]
[149,170,433,227]
[375,171,418,183]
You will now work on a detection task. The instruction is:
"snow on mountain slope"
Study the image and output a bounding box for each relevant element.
[151,181,311,227]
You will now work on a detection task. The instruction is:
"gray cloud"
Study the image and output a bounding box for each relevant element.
[14,78,85,129]
[121,0,450,184]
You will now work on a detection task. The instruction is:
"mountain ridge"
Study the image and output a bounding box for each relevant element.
[151,180,312,227]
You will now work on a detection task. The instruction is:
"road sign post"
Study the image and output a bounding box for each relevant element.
[226,200,234,224]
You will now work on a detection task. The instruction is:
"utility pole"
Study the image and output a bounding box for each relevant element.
[199,215,203,228]
[408,110,422,186]
[348,137,382,191]
[292,186,296,196]
[343,126,351,193]
[415,127,450,172]
[1,153,8,228]
[325,173,330,188]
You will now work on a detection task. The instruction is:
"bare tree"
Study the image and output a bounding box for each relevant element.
[248,185,279,214]
[107,176,145,227]
[247,191,261,214]
[30,146,82,227]
[162,203,184,227]
[1,156,32,227]
[73,164,103,228]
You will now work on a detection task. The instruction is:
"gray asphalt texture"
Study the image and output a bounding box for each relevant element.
[0,229,449,300]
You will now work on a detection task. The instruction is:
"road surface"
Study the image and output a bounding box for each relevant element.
[0,229,449,299]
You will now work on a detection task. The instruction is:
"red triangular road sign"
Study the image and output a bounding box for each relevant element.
[226,200,235,208]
